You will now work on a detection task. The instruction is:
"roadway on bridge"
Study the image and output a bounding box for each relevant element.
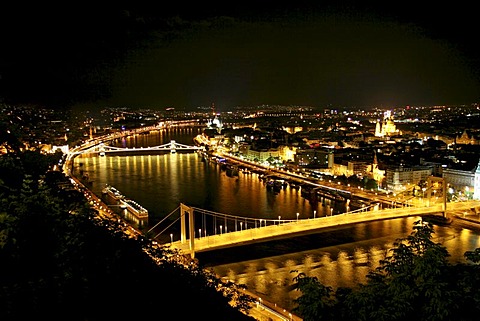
[170,200,480,256]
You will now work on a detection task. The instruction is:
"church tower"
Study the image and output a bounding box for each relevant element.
[375,120,381,137]
[371,151,378,173]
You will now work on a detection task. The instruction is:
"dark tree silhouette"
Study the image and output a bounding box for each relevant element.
[0,150,255,321]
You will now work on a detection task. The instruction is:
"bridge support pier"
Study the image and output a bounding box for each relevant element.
[180,203,195,258]
[427,176,447,217]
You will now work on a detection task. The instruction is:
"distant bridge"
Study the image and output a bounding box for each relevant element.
[150,200,480,258]
[71,140,203,156]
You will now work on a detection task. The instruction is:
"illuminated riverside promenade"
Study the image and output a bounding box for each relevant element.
[159,200,480,258]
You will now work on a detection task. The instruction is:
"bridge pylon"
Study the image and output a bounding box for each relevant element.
[180,203,195,258]
[427,176,447,217]
[170,140,176,153]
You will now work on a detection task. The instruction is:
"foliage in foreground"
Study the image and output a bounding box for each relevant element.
[0,151,254,321]
[292,220,480,321]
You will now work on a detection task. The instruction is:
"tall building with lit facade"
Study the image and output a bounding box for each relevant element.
[474,161,480,200]
[385,165,433,192]
[444,158,480,200]
[332,160,368,177]
[294,149,331,168]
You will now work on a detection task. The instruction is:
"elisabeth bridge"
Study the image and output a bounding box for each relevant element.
[150,198,480,259]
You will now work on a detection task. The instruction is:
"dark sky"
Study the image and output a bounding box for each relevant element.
[1,2,479,111]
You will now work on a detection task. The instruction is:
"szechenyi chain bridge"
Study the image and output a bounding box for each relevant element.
[70,139,203,156]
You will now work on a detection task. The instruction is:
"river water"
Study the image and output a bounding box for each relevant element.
[73,128,480,312]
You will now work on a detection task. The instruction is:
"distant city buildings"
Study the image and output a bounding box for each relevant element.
[2,102,480,200]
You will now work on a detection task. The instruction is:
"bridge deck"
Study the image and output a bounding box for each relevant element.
[72,140,202,155]
[170,201,480,256]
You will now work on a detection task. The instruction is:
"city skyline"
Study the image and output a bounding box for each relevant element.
[1,2,479,111]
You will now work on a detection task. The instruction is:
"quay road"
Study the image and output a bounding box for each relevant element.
[207,150,422,209]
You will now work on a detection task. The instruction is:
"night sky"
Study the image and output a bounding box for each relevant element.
[1,2,479,111]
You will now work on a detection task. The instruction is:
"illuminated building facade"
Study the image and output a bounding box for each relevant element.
[444,158,480,200]
[385,165,433,192]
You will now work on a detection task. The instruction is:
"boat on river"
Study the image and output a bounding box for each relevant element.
[421,214,452,226]
[102,184,149,228]
[348,197,373,209]
[226,164,239,177]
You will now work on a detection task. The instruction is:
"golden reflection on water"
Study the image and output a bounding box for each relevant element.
[217,245,393,311]
[213,223,480,312]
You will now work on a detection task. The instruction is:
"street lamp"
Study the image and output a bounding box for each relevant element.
[198,228,201,238]
[170,233,173,244]
[240,222,243,231]
[296,212,299,222]
[421,187,427,206]
[330,208,333,216]
[220,225,223,234]
[278,216,281,225]
[313,210,316,219]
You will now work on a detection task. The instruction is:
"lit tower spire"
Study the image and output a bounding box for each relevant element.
[371,151,378,173]
[375,120,381,137]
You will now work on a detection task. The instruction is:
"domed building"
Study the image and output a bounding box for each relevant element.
[375,110,399,137]
[206,115,223,134]
[456,129,478,145]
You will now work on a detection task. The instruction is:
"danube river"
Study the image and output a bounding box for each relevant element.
[73,127,480,312]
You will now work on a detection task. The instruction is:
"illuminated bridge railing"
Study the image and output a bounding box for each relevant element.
[150,201,480,257]
[182,203,379,238]
[71,140,202,155]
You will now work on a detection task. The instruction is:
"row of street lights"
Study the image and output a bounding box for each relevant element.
[168,207,339,244]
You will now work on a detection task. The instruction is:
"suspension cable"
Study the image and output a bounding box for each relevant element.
[147,205,180,233]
